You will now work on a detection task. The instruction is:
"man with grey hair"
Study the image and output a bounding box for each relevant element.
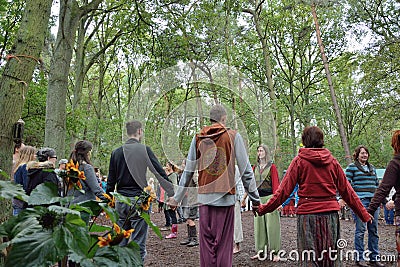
[169,104,260,267]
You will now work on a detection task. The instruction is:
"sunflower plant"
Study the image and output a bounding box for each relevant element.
[0,178,161,267]
[58,159,86,196]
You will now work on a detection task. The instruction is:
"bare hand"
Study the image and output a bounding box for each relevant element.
[367,213,374,224]
[167,197,178,211]
[338,199,346,208]
[251,202,260,217]
[277,205,283,212]
[386,200,395,210]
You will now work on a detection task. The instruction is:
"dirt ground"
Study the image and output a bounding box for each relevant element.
[144,210,398,267]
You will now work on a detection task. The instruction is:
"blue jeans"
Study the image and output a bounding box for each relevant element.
[116,200,149,262]
[384,205,394,225]
[354,198,379,261]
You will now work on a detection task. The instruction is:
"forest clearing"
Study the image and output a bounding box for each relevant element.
[144,210,397,267]
[0,0,399,266]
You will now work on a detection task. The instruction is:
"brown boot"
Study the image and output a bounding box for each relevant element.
[187,225,198,247]
[180,225,191,245]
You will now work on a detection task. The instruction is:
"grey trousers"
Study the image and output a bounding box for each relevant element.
[116,200,149,262]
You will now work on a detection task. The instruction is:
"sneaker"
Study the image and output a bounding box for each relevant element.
[187,238,199,247]
[165,233,177,239]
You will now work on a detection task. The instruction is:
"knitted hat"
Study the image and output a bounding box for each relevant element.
[59,159,68,165]
[37,147,56,162]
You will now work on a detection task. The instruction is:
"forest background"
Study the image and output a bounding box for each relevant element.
[0,0,399,224]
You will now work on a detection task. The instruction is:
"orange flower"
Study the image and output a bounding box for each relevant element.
[76,180,82,189]
[123,228,134,238]
[103,193,115,208]
[114,223,134,239]
[114,223,121,234]
[78,171,86,180]
[141,200,150,211]
[97,233,112,247]
[140,193,155,211]
[66,159,78,170]
[144,185,156,200]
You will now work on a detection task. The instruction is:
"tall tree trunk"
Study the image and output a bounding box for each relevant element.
[45,0,81,156]
[243,0,278,151]
[69,12,88,150]
[0,0,52,259]
[45,0,103,156]
[311,3,351,165]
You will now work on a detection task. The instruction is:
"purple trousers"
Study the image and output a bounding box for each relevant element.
[199,205,234,267]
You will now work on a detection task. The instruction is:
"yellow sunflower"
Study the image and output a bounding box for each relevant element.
[97,233,112,247]
[103,193,115,208]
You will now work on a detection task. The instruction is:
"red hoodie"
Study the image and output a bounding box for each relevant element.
[258,148,370,222]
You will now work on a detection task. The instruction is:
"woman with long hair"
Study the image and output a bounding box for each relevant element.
[68,140,105,205]
[12,145,36,215]
[13,146,37,189]
[243,144,281,261]
[368,130,400,267]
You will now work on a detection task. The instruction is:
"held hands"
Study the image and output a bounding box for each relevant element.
[338,199,346,208]
[251,201,260,217]
[167,197,178,211]
[386,200,395,210]
[367,213,374,224]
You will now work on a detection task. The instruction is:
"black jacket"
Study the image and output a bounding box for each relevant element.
[26,161,59,195]
[107,138,174,197]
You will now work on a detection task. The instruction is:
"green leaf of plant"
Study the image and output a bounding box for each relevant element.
[89,244,142,267]
[99,202,118,224]
[64,222,91,263]
[75,200,104,216]
[28,182,61,205]
[0,180,29,201]
[59,195,74,206]
[0,208,41,239]
[5,230,63,267]
[69,203,94,216]
[65,213,87,227]
[48,205,81,216]
[89,223,111,233]
[0,169,10,180]
[111,192,132,205]
[141,212,162,239]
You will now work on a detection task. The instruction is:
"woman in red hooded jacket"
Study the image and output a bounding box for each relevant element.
[257,126,372,267]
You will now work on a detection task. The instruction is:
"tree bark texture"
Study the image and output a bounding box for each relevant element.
[0,0,52,215]
[0,1,52,261]
[245,1,278,152]
[45,0,81,157]
[45,0,103,157]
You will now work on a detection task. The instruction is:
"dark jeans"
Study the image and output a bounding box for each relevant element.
[116,200,149,262]
[384,205,394,225]
[164,208,178,225]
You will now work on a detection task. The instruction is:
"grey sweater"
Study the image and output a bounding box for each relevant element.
[70,163,105,204]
